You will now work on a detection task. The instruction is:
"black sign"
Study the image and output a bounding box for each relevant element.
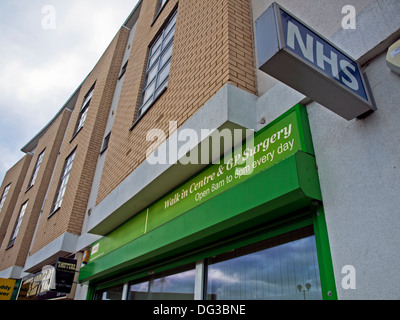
[55,257,77,294]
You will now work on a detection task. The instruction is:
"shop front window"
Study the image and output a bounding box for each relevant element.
[129,264,195,300]
[206,226,322,300]
[95,284,124,300]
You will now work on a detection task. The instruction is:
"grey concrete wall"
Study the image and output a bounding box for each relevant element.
[308,52,400,300]
[252,0,400,299]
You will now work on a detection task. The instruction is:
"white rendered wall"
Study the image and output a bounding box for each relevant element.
[252,0,400,299]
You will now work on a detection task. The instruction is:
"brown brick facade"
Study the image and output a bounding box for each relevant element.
[97,0,256,204]
[28,28,130,256]
[0,156,32,250]
[0,109,70,270]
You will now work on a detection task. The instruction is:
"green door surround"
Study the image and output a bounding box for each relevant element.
[79,105,337,300]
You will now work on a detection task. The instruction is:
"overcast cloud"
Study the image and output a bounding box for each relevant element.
[0,0,138,183]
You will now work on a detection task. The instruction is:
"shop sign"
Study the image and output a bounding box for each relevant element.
[17,257,77,300]
[88,105,311,263]
[55,257,77,293]
[18,266,55,300]
[0,278,16,301]
[255,2,376,120]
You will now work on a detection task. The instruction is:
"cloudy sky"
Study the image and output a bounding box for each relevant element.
[0,0,139,183]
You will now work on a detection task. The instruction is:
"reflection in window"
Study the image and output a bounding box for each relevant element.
[129,264,195,300]
[95,284,124,300]
[207,226,322,300]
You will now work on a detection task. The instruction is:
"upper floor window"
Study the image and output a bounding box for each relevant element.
[138,10,177,118]
[7,201,28,248]
[74,84,95,135]
[100,132,111,155]
[158,0,168,14]
[27,149,45,190]
[51,149,76,215]
[0,184,11,213]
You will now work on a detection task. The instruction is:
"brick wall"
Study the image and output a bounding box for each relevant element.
[29,27,130,255]
[97,0,256,204]
[0,156,32,250]
[0,109,70,270]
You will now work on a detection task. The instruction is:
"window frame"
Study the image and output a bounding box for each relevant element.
[0,183,11,213]
[73,83,96,138]
[49,148,77,217]
[100,132,111,155]
[7,201,29,249]
[27,149,46,190]
[136,9,177,121]
[152,0,169,25]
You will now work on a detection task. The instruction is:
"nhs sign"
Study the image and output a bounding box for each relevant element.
[255,3,376,120]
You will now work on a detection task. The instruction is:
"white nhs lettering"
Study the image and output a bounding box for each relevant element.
[286,20,359,92]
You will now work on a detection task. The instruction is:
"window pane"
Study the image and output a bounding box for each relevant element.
[129,264,195,300]
[82,88,94,110]
[157,61,170,87]
[51,150,76,213]
[138,10,177,115]
[28,150,45,188]
[95,284,124,300]
[138,99,152,117]
[160,43,173,68]
[155,79,168,98]
[142,80,156,105]
[0,184,11,212]
[163,27,175,49]
[149,47,161,68]
[207,227,322,300]
[165,12,177,36]
[150,36,163,57]
[146,64,159,86]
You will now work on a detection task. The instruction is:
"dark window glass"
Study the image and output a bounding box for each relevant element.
[207,226,322,300]
[94,284,124,300]
[128,263,195,300]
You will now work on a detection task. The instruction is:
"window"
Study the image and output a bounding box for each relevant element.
[157,0,168,14]
[7,201,28,248]
[27,149,45,189]
[100,132,111,155]
[51,149,76,214]
[74,84,95,135]
[118,61,128,80]
[92,226,324,301]
[128,263,196,300]
[206,226,322,300]
[138,10,177,118]
[0,184,11,213]
[94,284,125,301]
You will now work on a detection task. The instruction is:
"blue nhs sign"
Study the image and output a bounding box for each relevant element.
[255,3,376,120]
[280,10,367,101]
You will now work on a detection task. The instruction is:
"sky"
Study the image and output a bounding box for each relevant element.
[0,0,139,184]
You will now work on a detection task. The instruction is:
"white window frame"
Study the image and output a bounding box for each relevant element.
[7,201,28,248]
[0,184,11,213]
[50,149,76,215]
[74,85,95,135]
[137,9,177,119]
[27,149,45,189]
